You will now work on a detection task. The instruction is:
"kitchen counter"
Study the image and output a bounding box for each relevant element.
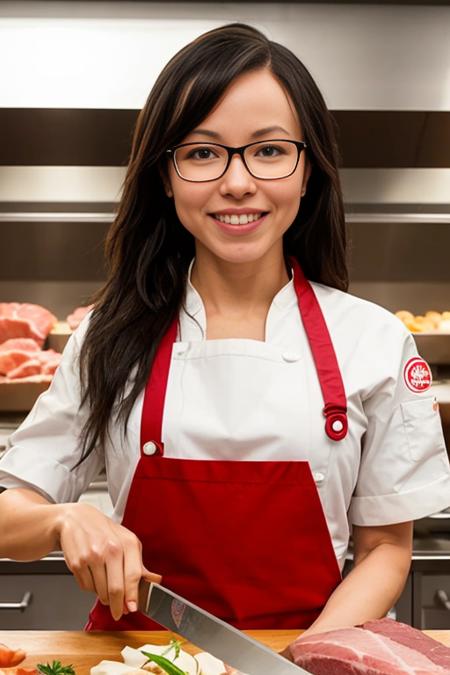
[1,630,449,675]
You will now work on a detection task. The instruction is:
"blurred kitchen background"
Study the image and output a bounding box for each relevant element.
[0,0,449,630]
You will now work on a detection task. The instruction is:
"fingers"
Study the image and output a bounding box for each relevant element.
[123,540,145,614]
[68,561,96,594]
[103,545,126,621]
[142,566,163,584]
[59,504,162,621]
[88,562,109,605]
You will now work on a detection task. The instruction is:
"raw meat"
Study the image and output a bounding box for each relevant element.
[0,338,41,375]
[0,303,57,346]
[6,359,42,380]
[0,337,61,381]
[363,618,450,670]
[35,349,62,376]
[290,624,449,674]
[67,304,94,330]
[4,349,61,380]
[0,374,52,384]
[0,338,40,353]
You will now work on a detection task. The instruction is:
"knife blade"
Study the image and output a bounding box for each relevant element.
[139,581,309,675]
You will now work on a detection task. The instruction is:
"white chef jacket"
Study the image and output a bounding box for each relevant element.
[1,259,449,571]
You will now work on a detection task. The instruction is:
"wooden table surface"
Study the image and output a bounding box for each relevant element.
[1,630,449,674]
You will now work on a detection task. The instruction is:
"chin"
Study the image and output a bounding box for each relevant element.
[209,245,273,267]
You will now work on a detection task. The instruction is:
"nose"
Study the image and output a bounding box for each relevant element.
[219,153,257,198]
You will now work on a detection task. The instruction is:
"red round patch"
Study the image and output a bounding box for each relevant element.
[403,357,432,392]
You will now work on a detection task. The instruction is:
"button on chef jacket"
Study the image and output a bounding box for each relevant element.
[1,258,449,572]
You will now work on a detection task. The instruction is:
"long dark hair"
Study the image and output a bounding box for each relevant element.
[75,22,347,465]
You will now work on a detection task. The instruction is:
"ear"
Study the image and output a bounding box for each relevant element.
[301,159,312,197]
[159,168,173,198]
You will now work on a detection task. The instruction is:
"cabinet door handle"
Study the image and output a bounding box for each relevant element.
[0,591,32,611]
[435,590,450,610]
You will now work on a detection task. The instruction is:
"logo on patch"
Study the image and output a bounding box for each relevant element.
[403,357,432,392]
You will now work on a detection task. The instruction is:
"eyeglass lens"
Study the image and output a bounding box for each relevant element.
[174,141,300,181]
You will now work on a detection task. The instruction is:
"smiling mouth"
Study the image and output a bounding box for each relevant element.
[210,212,269,225]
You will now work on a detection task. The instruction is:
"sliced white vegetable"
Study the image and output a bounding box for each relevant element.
[90,659,148,674]
[121,646,148,669]
[194,651,227,674]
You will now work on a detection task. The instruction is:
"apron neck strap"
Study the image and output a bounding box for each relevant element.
[289,256,348,441]
[139,316,178,454]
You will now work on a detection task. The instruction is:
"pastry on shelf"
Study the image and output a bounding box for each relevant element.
[395,310,450,333]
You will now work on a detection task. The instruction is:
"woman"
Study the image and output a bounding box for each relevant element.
[0,23,449,639]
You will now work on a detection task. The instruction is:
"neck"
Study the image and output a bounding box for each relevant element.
[190,246,291,319]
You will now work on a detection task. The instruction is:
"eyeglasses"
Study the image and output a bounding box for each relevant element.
[166,139,307,183]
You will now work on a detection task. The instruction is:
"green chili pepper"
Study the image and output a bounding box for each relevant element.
[141,650,187,675]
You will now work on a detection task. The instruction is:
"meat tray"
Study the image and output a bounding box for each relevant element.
[0,379,50,412]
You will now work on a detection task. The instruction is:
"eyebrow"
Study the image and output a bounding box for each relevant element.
[189,125,291,140]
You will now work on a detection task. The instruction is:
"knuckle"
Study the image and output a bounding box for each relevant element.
[105,540,121,556]
[125,570,141,586]
[88,549,103,565]
[108,585,123,598]
[124,530,140,547]
[71,557,88,572]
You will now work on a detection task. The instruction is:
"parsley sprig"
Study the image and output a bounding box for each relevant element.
[161,639,184,659]
[37,661,76,675]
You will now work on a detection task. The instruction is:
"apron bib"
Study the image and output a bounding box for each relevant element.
[86,258,346,630]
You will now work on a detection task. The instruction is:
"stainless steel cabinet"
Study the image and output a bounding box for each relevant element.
[413,572,450,629]
[0,573,94,629]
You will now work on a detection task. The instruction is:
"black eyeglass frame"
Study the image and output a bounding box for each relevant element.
[165,139,308,183]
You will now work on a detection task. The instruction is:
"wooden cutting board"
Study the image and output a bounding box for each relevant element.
[1,630,449,675]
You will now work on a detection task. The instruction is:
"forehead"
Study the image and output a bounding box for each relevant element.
[186,68,302,141]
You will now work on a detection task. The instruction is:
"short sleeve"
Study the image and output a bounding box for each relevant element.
[0,313,104,503]
[349,329,450,526]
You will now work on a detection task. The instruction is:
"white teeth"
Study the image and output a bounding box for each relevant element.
[214,213,263,225]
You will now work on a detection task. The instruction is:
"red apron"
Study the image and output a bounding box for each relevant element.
[85,257,346,631]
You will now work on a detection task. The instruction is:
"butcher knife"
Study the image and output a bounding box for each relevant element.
[138,581,310,675]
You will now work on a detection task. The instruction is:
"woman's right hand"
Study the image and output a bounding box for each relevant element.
[56,502,161,620]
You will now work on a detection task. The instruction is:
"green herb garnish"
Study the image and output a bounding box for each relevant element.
[141,650,187,675]
[161,639,184,660]
[37,661,76,675]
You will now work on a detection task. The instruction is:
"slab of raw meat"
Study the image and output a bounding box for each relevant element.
[363,618,450,670]
[36,349,62,376]
[67,304,94,330]
[0,303,57,346]
[0,338,41,375]
[0,339,40,352]
[0,374,52,384]
[290,625,448,674]
[4,349,62,380]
